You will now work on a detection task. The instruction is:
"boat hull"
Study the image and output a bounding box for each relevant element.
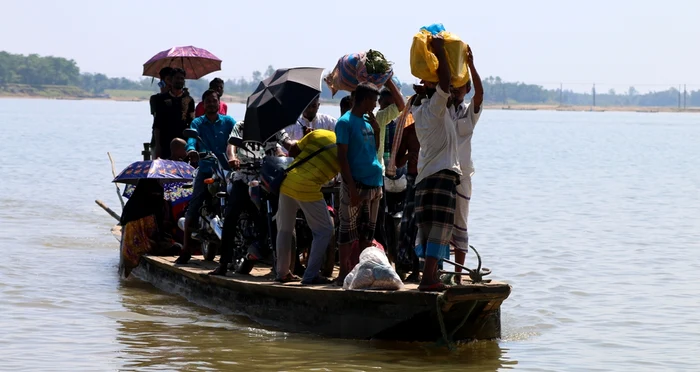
[131,256,510,342]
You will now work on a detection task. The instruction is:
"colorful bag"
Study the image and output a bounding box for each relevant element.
[325,52,394,96]
[410,23,471,87]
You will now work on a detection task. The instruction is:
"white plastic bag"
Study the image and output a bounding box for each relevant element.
[343,247,404,290]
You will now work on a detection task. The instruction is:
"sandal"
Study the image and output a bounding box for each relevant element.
[418,282,448,292]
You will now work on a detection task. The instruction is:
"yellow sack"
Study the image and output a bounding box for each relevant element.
[410,29,470,87]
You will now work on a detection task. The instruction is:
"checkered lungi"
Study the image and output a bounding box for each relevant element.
[414,170,459,260]
[338,180,382,245]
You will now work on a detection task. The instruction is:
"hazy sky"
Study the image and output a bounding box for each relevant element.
[2,0,698,92]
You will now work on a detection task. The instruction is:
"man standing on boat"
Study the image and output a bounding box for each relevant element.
[195,78,228,117]
[286,96,336,141]
[176,89,236,264]
[152,68,195,159]
[373,79,405,254]
[335,82,384,284]
[150,67,173,113]
[449,46,484,284]
[412,36,462,292]
[275,129,339,284]
[395,112,421,282]
[149,67,173,158]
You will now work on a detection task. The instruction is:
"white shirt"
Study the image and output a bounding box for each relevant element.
[450,98,482,177]
[412,86,462,184]
[285,113,337,141]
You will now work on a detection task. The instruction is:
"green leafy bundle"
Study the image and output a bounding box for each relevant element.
[365,50,392,74]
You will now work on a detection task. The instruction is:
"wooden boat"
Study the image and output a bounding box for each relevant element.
[112,226,511,343]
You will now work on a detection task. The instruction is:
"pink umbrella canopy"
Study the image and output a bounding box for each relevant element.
[142,46,222,80]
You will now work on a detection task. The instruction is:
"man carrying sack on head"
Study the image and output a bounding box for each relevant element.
[412,35,462,292]
[449,45,484,284]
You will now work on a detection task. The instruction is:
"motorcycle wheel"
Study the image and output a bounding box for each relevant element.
[201,241,219,261]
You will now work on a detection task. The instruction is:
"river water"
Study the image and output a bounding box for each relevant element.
[0,98,698,371]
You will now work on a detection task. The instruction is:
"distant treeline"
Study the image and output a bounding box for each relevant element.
[479,76,699,107]
[1,51,699,107]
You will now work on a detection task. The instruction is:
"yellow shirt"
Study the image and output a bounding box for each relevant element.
[280,129,340,202]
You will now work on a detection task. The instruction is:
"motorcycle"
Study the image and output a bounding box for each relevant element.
[226,136,291,276]
[226,160,277,275]
[178,129,230,261]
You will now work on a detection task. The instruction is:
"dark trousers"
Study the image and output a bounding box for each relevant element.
[397,174,420,272]
[219,180,269,265]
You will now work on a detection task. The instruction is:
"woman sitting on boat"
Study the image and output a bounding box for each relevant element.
[119,179,182,278]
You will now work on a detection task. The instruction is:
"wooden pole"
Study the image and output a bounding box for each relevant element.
[107,152,125,210]
[95,200,121,222]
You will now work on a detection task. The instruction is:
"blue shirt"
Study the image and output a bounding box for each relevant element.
[335,111,383,187]
[187,114,236,174]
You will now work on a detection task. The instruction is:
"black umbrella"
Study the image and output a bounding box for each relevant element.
[243,67,325,143]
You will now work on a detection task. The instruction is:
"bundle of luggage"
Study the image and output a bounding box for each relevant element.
[325,50,394,96]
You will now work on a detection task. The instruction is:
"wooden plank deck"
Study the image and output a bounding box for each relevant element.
[148,255,508,295]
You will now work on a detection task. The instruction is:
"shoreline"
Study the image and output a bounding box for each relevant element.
[482,104,700,113]
[1,94,699,114]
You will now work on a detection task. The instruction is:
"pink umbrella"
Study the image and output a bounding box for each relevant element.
[142,46,222,80]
